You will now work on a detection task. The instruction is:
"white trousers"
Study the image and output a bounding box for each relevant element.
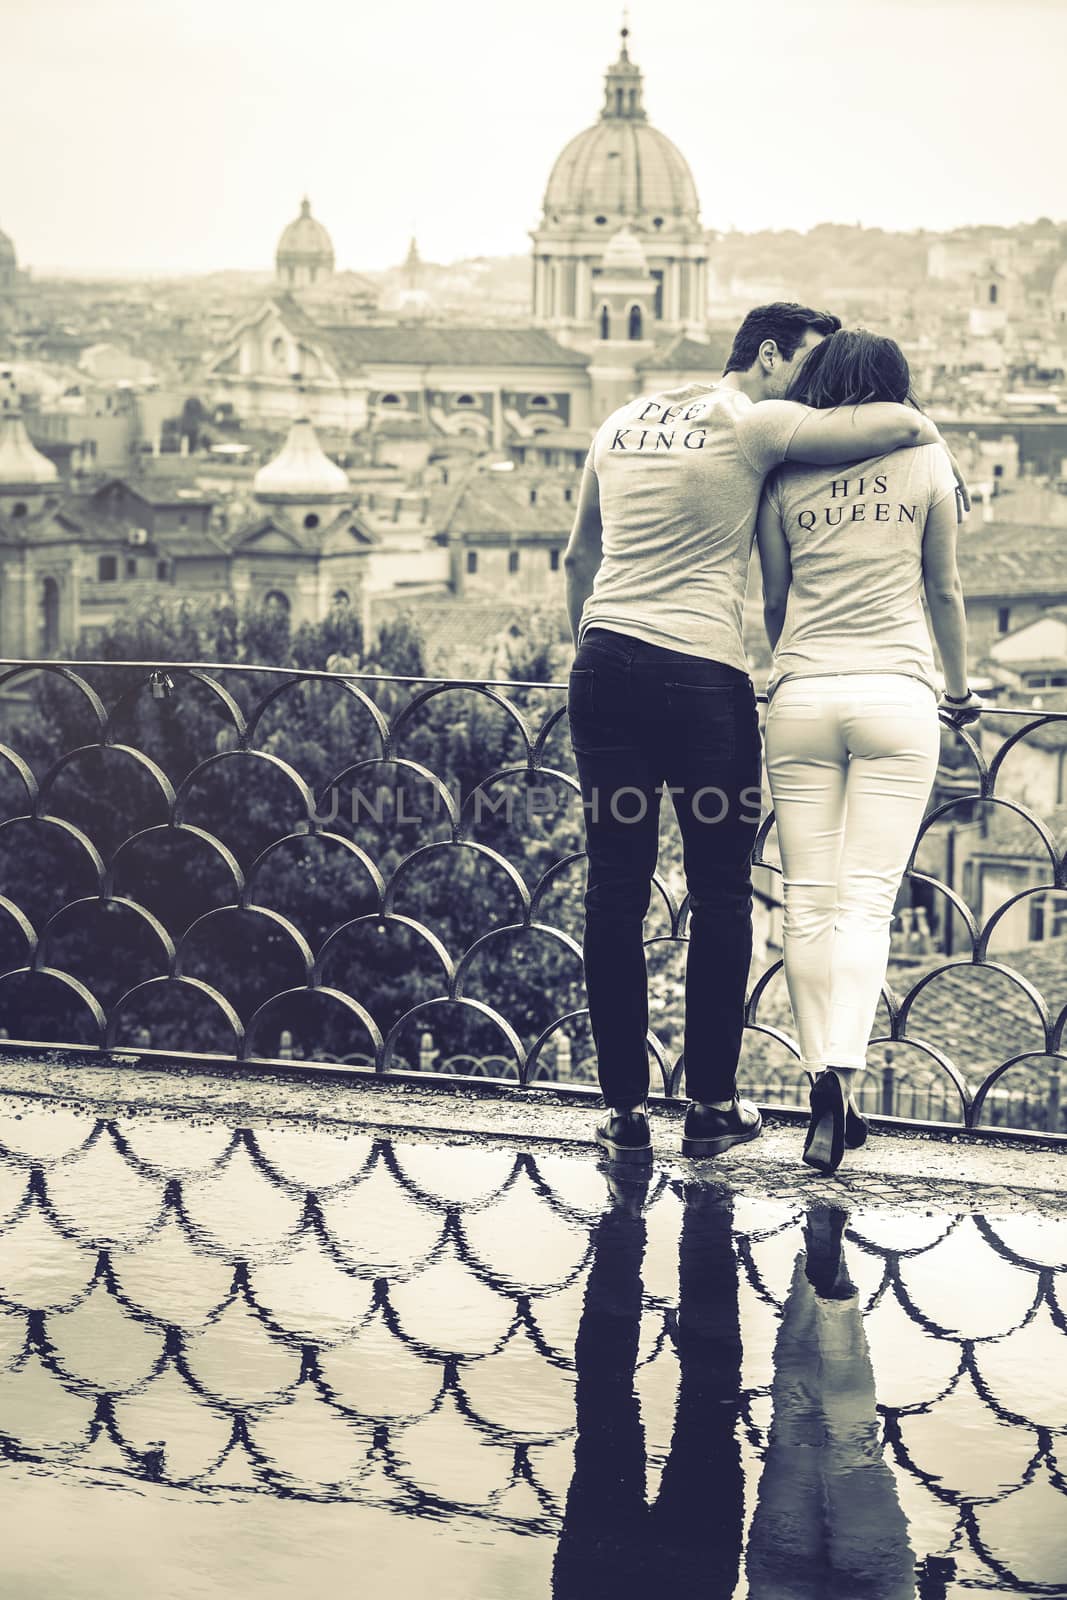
[764,675,940,1074]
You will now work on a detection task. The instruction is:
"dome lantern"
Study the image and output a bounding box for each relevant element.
[601,23,646,121]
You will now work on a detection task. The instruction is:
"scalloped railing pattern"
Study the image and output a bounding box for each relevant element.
[0,661,1064,1132]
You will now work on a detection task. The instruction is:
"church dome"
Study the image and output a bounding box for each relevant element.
[276,199,335,275]
[541,30,700,231]
[0,371,59,489]
[253,416,349,502]
[602,225,649,276]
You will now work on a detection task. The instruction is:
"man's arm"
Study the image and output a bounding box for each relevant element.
[785,406,971,512]
[786,403,934,463]
[563,463,603,649]
[755,488,790,650]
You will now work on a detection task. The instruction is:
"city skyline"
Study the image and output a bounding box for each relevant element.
[2,0,1064,276]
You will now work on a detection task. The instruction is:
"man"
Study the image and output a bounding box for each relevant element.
[563,302,966,1165]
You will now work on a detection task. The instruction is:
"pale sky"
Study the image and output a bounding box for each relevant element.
[2,0,1064,276]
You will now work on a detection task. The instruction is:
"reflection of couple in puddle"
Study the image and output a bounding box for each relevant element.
[553,1184,918,1600]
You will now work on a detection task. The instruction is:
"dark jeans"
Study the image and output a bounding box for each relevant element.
[568,626,761,1107]
[552,1191,744,1598]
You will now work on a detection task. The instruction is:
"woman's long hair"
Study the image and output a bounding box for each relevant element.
[784,328,920,410]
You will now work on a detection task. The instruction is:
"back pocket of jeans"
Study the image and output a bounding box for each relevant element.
[664,681,736,758]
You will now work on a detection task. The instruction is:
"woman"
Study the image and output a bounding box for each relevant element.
[746,1206,918,1599]
[756,329,980,1174]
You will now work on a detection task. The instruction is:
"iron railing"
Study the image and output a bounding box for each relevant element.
[0,658,1064,1137]
[0,1108,1063,1592]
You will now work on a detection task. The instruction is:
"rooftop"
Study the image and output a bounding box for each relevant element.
[440,471,578,539]
[320,322,591,373]
[956,520,1067,598]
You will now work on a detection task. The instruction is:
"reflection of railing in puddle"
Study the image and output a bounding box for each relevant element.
[0,1107,1064,1591]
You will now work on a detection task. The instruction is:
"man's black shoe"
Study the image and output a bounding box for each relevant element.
[595,1105,653,1166]
[604,1170,653,1217]
[681,1096,762,1158]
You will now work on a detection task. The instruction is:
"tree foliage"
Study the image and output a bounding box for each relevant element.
[0,599,592,1079]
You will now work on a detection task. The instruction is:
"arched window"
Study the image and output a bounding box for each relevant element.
[455,393,477,407]
[264,590,290,616]
[599,305,610,340]
[11,502,27,518]
[380,393,401,405]
[528,394,552,408]
[40,577,60,654]
[332,589,350,607]
[628,305,643,341]
[989,283,998,305]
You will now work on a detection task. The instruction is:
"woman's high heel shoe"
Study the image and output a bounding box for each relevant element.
[803,1070,847,1175]
[845,1103,868,1150]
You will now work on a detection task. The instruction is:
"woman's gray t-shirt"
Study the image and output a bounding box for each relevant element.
[764,442,957,696]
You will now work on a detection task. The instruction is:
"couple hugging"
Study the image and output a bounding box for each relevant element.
[563,302,979,1177]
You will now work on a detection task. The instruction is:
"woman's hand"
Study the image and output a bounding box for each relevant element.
[937,689,982,727]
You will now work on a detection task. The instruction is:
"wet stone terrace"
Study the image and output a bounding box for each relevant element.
[0,1060,1066,1598]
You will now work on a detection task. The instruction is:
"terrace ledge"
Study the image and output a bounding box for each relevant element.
[1,1046,1064,1220]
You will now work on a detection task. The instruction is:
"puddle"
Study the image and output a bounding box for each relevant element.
[0,1100,1064,1598]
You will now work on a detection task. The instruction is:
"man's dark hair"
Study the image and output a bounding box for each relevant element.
[723,302,842,374]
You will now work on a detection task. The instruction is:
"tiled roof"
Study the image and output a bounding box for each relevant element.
[311,322,589,376]
[957,522,1067,599]
[638,331,732,374]
[271,293,323,341]
[121,480,216,509]
[439,472,576,540]
[966,801,1067,859]
[890,943,1067,1079]
[748,942,1067,1081]
[0,499,156,549]
[153,530,231,557]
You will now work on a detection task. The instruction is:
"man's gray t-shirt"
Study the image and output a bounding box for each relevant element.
[578,383,810,673]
